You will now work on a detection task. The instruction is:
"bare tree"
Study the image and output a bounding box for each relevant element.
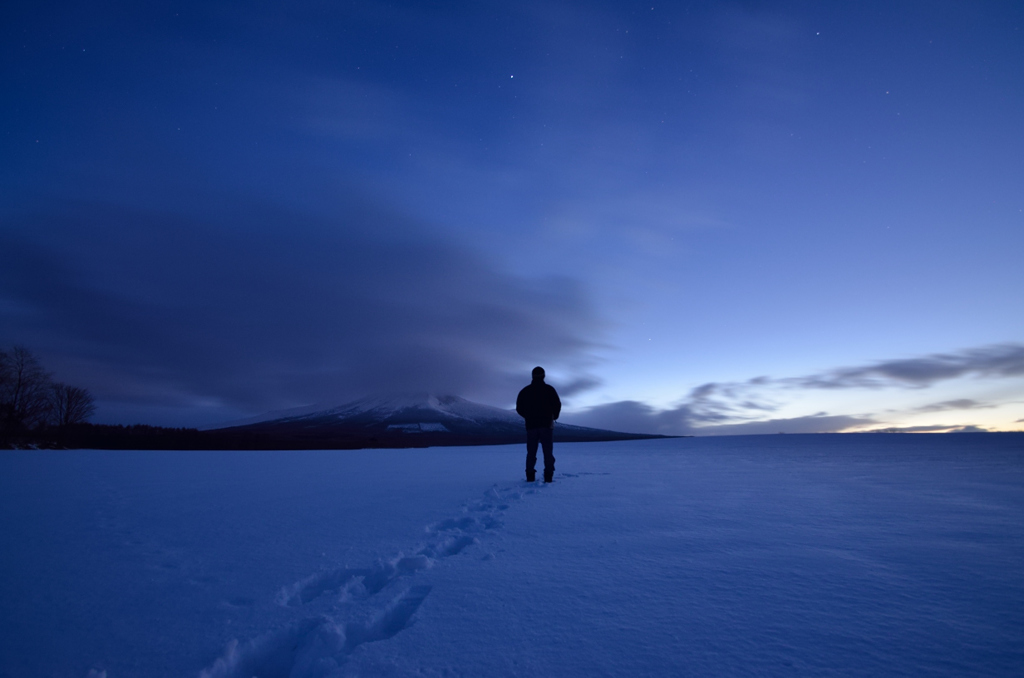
[50,383,96,427]
[0,346,53,431]
[0,348,12,431]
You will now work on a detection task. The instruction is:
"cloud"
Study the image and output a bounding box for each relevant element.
[913,399,996,413]
[563,370,874,437]
[562,400,691,435]
[863,425,951,433]
[556,376,603,398]
[692,413,875,436]
[662,346,1024,418]
[563,378,782,435]
[564,397,873,436]
[862,424,985,433]
[0,200,603,425]
[792,344,1024,390]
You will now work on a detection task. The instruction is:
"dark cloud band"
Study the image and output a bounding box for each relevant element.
[0,200,602,425]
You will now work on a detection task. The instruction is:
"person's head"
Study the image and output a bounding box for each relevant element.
[531,366,545,381]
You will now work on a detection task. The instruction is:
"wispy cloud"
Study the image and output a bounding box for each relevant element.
[790,345,1024,390]
[692,413,877,436]
[863,424,992,433]
[913,399,995,414]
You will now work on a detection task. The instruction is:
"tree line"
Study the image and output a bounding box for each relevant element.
[0,346,96,445]
[0,346,283,450]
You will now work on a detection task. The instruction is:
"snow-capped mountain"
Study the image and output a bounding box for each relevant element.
[208,393,665,449]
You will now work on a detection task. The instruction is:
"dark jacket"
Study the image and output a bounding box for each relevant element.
[516,380,562,430]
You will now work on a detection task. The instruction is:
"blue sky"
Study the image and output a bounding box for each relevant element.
[2,1,1022,432]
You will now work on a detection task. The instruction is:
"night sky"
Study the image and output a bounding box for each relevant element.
[2,1,1022,433]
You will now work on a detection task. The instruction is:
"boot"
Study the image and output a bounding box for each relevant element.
[526,470,536,482]
[543,472,553,483]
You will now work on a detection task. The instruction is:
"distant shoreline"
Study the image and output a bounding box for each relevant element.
[6,423,1021,451]
[2,422,676,451]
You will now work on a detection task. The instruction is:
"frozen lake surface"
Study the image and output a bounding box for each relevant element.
[2,434,1023,677]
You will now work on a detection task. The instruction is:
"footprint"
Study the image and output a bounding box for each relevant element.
[428,515,481,533]
[201,588,432,678]
[278,567,368,606]
[428,535,478,557]
[280,554,432,606]
[428,514,502,534]
[361,555,431,596]
[200,616,335,678]
[468,500,510,512]
[344,585,433,650]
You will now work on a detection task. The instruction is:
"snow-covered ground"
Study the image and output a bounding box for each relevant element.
[2,434,1023,677]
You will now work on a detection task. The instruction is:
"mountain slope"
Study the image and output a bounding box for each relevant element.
[208,394,668,449]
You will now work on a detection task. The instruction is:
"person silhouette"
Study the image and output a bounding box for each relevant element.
[515,366,561,482]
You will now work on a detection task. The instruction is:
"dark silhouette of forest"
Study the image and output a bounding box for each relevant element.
[11,418,661,451]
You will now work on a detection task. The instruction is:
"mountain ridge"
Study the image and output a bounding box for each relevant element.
[209,393,670,449]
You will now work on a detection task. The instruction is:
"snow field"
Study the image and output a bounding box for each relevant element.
[1,434,1023,677]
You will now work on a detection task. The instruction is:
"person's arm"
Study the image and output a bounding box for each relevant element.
[551,386,561,421]
[516,388,526,418]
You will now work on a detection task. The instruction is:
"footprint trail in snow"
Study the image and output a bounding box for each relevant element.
[199,479,557,677]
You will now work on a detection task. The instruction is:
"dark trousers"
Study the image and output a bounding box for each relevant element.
[526,427,555,479]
